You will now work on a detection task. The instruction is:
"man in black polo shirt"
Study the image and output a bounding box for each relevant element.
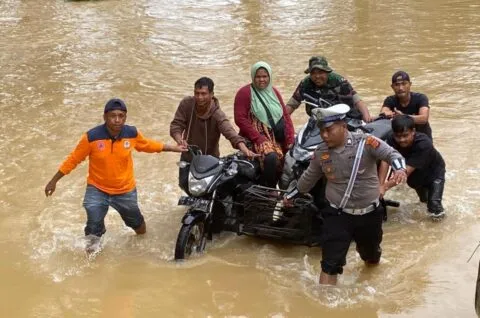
[379,115,446,219]
[380,71,433,140]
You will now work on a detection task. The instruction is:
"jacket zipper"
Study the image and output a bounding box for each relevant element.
[111,138,116,153]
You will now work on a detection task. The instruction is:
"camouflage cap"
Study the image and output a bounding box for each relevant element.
[304,56,333,74]
[311,104,350,128]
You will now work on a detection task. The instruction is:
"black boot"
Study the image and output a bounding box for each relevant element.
[415,186,429,203]
[427,178,445,218]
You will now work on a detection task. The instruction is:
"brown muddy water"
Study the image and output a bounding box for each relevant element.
[0,0,479,317]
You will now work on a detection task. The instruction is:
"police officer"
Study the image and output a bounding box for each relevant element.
[285,104,407,285]
[285,56,372,122]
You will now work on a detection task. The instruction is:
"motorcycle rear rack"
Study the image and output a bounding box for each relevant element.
[237,185,319,244]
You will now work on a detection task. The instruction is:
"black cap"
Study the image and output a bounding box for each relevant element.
[391,71,410,83]
[104,98,127,113]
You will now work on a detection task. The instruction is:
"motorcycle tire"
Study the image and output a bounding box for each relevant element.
[174,219,206,260]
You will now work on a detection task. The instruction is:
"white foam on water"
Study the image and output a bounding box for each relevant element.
[0,17,21,23]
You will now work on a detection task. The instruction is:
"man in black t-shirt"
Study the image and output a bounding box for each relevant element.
[379,115,445,219]
[380,71,432,140]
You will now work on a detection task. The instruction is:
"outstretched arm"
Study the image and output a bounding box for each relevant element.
[286,97,301,115]
[163,143,188,152]
[46,134,91,196]
[284,153,324,204]
[45,171,65,196]
[380,96,396,118]
[355,100,372,122]
[286,81,304,115]
[380,162,415,197]
[366,136,407,185]
[380,105,395,118]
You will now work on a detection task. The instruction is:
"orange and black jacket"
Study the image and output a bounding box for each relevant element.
[59,124,164,195]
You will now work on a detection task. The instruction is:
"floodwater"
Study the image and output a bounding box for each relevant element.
[1,0,479,317]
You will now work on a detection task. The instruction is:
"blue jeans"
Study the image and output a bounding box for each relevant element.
[82,185,145,237]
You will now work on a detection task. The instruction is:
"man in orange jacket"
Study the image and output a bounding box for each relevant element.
[45,98,186,248]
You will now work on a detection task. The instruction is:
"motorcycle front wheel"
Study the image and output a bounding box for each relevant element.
[174,219,206,260]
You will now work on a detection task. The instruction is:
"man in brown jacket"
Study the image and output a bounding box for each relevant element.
[170,77,255,191]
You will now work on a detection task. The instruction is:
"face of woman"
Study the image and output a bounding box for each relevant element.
[253,68,270,89]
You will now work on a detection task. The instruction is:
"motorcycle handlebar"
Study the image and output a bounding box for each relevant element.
[187,145,202,156]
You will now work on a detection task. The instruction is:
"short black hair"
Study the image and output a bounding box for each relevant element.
[194,77,214,93]
[391,114,415,133]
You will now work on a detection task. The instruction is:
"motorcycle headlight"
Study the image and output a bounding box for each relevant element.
[188,172,214,196]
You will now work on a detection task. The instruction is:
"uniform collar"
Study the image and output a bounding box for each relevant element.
[331,131,353,153]
[103,123,125,140]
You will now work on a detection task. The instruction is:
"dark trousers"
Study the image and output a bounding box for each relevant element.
[261,152,279,188]
[320,204,384,275]
[412,177,445,214]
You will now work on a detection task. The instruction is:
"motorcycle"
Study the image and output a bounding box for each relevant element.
[174,146,319,260]
[174,145,258,260]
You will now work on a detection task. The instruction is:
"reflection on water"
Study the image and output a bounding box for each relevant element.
[1,0,480,317]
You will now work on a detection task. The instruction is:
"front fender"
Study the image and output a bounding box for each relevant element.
[181,210,207,225]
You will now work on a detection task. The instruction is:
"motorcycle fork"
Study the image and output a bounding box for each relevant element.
[204,190,217,240]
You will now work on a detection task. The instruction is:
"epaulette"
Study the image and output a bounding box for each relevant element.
[365,134,381,149]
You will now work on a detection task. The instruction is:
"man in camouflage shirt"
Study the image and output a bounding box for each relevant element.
[286,56,373,122]
[285,104,407,285]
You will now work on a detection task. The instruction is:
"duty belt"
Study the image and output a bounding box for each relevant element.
[330,198,380,215]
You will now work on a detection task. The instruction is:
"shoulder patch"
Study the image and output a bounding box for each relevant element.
[313,146,325,159]
[366,136,380,149]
